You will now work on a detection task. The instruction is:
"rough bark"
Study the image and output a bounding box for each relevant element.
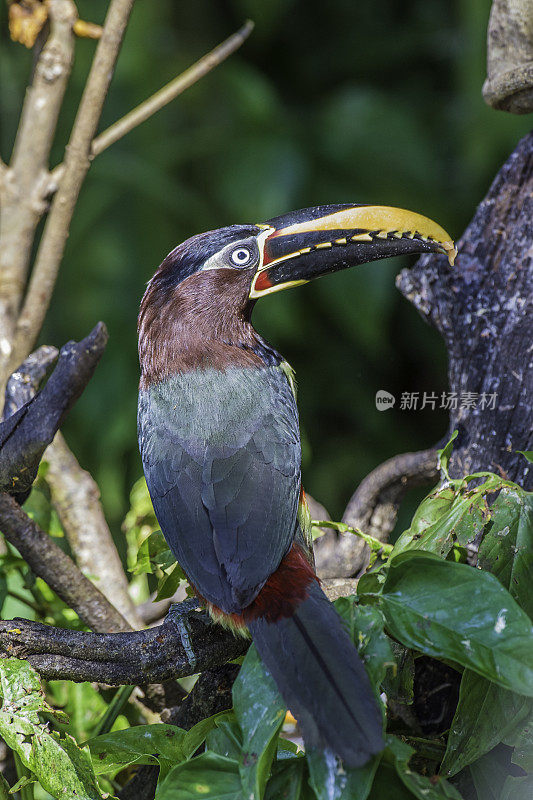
[0,493,131,633]
[45,432,142,627]
[0,323,108,503]
[397,131,533,488]
[0,611,247,684]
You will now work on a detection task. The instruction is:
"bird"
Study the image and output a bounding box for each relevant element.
[137,203,456,767]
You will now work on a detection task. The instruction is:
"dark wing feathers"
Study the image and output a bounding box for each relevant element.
[138,365,301,613]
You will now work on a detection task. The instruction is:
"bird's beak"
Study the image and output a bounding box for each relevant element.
[250,204,457,299]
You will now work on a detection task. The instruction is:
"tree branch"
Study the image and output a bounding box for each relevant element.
[0,0,77,399]
[7,0,136,380]
[0,610,247,684]
[45,433,143,628]
[0,323,108,503]
[397,131,533,488]
[314,449,439,579]
[0,493,130,633]
[2,344,58,421]
[92,21,254,159]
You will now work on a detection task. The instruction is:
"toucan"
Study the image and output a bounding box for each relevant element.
[137,204,455,766]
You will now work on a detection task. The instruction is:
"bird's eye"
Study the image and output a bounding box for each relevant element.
[230,247,253,267]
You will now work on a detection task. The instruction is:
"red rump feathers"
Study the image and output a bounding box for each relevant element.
[210,543,318,628]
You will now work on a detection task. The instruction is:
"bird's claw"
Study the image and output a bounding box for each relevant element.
[166,597,204,669]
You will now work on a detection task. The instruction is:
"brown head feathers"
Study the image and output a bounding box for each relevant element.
[138,228,272,388]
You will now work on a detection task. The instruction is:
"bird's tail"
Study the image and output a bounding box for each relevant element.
[247,580,384,767]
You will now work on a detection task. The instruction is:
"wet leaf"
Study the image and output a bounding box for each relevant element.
[307,747,380,800]
[205,714,243,760]
[382,642,415,706]
[264,757,311,800]
[154,561,186,601]
[500,775,533,800]
[0,659,105,799]
[437,431,458,480]
[88,718,217,780]
[509,710,533,772]
[469,747,514,800]
[392,480,489,560]
[233,645,286,799]
[334,597,394,691]
[379,554,533,695]
[441,670,532,776]
[385,736,462,799]
[478,486,533,618]
[155,752,242,799]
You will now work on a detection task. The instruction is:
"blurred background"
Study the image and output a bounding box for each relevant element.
[0,0,530,554]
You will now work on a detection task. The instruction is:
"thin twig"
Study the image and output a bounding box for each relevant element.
[9,0,136,378]
[91,20,254,157]
[0,0,77,403]
[45,433,143,627]
[0,493,130,633]
[314,449,439,579]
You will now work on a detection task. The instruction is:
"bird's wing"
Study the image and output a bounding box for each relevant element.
[138,364,301,613]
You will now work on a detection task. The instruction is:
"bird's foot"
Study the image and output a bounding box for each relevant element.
[165,597,209,669]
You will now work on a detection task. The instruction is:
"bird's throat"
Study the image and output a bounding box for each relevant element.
[138,268,265,387]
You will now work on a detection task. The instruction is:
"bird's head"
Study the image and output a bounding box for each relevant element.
[145,203,456,317]
[139,204,455,381]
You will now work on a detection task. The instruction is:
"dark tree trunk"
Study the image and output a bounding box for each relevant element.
[398,131,532,489]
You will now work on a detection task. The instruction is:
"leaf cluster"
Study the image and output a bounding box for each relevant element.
[1,451,532,798]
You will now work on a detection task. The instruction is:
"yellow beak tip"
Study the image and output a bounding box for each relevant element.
[442,241,457,267]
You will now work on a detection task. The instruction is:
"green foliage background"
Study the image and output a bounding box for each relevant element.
[0,0,530,547]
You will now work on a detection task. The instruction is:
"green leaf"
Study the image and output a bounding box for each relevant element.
[478,487,533,618]
[441,670,532,776]
[307,748,380,800]
[205,715,243,760]
[334,597,394,691]
[233,645,286,800]
[0,773,10,799]
[89,718,217,780]
[129,530,172,575]
[264,758,311,800]
[501,775,533,800]
[385,736,463,799]
[155,753,242,800]
[154,562,186,602]
[517,451,533,463]
[509,709,533,771]
[379,554,533,695]
[469,748,514,800]
[0,658,105,799]
[382,642,415,706]
[367,762,416,800]
[437,430,458,480]
[392,480,489,560]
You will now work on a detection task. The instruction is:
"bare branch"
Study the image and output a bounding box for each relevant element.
[2,344,58,420]
[0,0,77,397]
[0,609,247,684]
[8,0,136,378]
[0,323,108,503]
[314,449,439,579]
[0,493,130,633]
[45,433,143,628]
[90,21,254,158]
